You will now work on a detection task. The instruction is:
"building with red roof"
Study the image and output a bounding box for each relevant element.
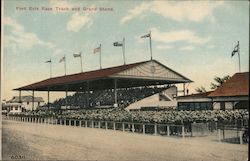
[208,72,249,110]
[177,72,249,110]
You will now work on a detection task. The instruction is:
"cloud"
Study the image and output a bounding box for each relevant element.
[48,0,94,32]
[4,17,56,51]
[67,13,93,32]
[156,45,173,50]
[208,45,216,49]
[179,46,195,51]
[121,1,223,23]
[4,17,23,33]
[150,28,211,44]
[54,49,63,55]
[121,2,150,24]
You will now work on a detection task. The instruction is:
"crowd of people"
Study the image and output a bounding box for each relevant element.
[10,108,249,125]
[50,87,168,108]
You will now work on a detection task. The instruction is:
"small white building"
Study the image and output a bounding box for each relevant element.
[7,95,45,111]
[126,86,178,110]
[3,103,24,114]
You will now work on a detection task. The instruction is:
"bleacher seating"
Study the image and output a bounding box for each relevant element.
[50,86,168,108]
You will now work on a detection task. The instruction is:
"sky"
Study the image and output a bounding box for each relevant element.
[2,0,249,102]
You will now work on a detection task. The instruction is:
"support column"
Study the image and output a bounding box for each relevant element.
[154,124,157,135]
[98,121,101,128]
[74,120,76,126]
[114,79,117,106]
[65,88,68,108]
[79,120,82,127]
[182,125,185,138]
[122,123,125,132]
[183,83,186,96]
[218,129,221,143]
[86,81,90,108]
[167,126,170,136]
[143,124,145,135]
[239,131,243,144]
[132,123,135,133]
[91,121,94,128]
[32,90,34,111]
[113,122,116,130]
[85,121,87,127]
[47,90,50,110]
[105,122,108,130]
[19,90,22,103]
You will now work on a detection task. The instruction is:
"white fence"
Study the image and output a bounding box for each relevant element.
[5,115,186,138]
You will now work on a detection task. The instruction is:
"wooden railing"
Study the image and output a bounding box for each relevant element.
[5,115,186,138]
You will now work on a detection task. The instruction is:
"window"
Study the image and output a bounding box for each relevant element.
[178,102,213,110]
[220,102,225,110]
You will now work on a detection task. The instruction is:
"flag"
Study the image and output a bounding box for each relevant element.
[113,41,123,47]
[141,33,150,38]
[93,46,101,54]
[231,43,239,57]
[45,59,51,63]
[73,53,81,57]
[59,56,65,63]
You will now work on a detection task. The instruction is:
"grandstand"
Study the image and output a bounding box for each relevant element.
[14,59,192,110]
[9,61,249,143]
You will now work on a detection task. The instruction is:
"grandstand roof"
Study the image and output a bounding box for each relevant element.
[208,72,249,97]
[14,60,192,91]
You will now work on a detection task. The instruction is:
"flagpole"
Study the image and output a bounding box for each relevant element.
[149,31,152,60]
[237,41,241,72]
[123,37,126,65]
[64,55,66,75]
[100,44,102,69]
[50,59,52,78]
[80,52,83,72]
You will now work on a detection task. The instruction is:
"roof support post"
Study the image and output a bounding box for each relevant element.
[47,90,50,110]
[19,90,22,103]
[114,79,117,106]
[183,83,186,96]
[65,87,68,108]
[32,90,34,111]
[86,81,90,108]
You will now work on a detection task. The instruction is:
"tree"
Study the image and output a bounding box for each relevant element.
[195,86,207,93]
[210,75,230,89]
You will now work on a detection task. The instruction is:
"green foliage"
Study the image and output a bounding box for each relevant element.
[195,86,206,93]
[210,75,230,89]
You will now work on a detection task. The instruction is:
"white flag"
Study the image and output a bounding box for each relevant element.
[141,33,150,38]
[73,53,81,58]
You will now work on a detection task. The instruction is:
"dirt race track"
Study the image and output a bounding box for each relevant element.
[2,120,248,161]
